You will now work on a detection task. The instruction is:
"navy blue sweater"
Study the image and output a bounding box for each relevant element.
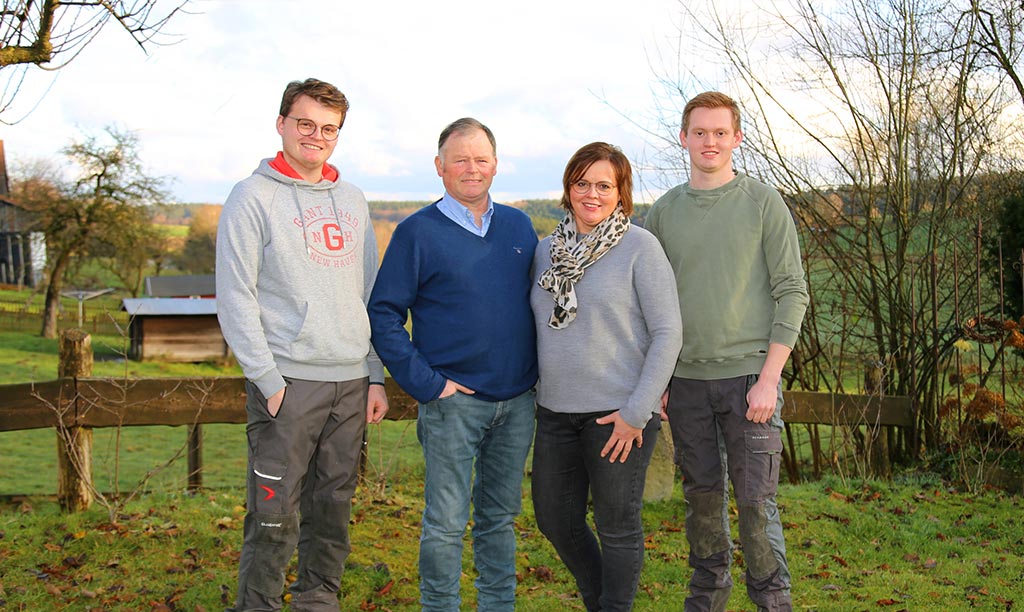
[368,202,539,403]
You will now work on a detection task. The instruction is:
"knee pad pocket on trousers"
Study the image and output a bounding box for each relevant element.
[306,500,351,576]
[687,493,730,558]
[672,444,686,472]
[249,512,299,596]
[743,429,782,502]
[738,504,780,580]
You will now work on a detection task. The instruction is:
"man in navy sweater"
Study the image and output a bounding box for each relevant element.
[368,117,538,612]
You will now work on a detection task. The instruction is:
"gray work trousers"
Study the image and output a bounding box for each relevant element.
[665,375,792,612]
[229,377,368,612]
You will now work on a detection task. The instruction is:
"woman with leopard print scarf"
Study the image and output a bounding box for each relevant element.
[529,142,683,612]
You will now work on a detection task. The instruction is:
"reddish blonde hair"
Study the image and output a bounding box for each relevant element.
[682,91,741,133]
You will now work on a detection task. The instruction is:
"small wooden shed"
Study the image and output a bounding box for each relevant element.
[122,298,227,362]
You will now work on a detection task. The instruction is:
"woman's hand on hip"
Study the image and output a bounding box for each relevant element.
[596,410,643,463]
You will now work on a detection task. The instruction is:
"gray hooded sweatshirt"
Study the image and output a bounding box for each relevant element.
[216,158,384,398]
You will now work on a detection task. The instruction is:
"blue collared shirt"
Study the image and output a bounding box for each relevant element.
[436,192,494,237]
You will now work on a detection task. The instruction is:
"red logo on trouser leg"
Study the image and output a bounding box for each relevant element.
[259,485,276,501]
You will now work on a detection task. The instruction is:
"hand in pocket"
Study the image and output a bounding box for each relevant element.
[267,388,286,417]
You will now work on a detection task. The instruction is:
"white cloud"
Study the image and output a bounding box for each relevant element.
[2,0,703,203]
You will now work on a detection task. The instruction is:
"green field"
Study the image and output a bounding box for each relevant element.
[2,326,1023,610]
[1,468,1021,610]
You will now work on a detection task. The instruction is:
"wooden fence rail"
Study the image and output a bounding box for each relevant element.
[0,378,912,431]
[0,376,419,431]
[0,330,914,511]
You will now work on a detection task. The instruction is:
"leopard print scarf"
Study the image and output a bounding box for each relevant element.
[538,207,630,329]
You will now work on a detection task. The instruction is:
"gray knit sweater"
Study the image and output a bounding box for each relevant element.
[530,225,683,428]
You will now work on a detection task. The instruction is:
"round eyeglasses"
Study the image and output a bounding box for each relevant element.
[571,180,616,196]
[287,116,340,141]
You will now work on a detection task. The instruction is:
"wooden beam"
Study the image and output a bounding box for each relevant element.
[0,380,67,430]
[72,377,248,427]
[783,391,913,426]
[383,377,419,421]
[187,424,203,492]
[0,380,914,429]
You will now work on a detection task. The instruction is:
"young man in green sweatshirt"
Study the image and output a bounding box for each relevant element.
[646,91,808,612]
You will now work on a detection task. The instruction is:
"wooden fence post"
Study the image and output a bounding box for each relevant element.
[643,426,677,502]
[187,424,203,492]
[57,329,94,512]
[864,363,892,479]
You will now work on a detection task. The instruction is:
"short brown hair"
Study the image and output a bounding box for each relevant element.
[682,91,741,133]
[279,78,350,127]
[437,117,497,156]
[561,142,633,217]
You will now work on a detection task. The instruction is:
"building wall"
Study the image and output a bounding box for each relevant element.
[131,315,229,363]
[0,231,42,287]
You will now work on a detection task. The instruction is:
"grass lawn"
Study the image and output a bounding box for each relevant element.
[2,331,1023,610]
[0,472,1021,611]
[0,330,240,383]
[0,412,421,497]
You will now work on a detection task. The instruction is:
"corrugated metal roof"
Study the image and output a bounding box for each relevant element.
[121,297,218,316]
[145,274,216,297]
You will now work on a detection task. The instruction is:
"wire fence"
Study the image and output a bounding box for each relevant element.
[0,299,128,336]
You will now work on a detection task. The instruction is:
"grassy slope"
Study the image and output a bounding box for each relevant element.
[0,476,1021,611]
[0,331,236,382]
[2,329,1023,610]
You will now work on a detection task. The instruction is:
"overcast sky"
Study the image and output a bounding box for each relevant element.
[2,0,707,204]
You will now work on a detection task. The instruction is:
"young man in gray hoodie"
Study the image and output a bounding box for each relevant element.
[216,78,389,612]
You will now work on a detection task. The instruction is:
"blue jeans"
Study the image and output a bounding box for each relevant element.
[531,406,659,612]
[416,388,536,612]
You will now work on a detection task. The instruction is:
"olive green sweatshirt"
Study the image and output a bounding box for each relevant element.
[645,172,808,380]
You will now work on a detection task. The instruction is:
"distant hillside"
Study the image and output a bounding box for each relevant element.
[368,201,431,223]
[156,200,651,242]
[153,203,220,226]
[369,199,651,239]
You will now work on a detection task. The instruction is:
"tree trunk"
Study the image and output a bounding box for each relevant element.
[41,250,71,339]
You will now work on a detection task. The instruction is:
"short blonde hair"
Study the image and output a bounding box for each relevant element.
[682,91,741,133]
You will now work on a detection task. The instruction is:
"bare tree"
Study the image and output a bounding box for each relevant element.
[92,203,167,296]
[0,0,189,116]
[34,126,168,338]
[967,0,1024,106]
[644,0,1024,470]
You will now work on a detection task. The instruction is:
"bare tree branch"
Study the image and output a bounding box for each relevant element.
[632,0,1024,470]
[1,0,190,117]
